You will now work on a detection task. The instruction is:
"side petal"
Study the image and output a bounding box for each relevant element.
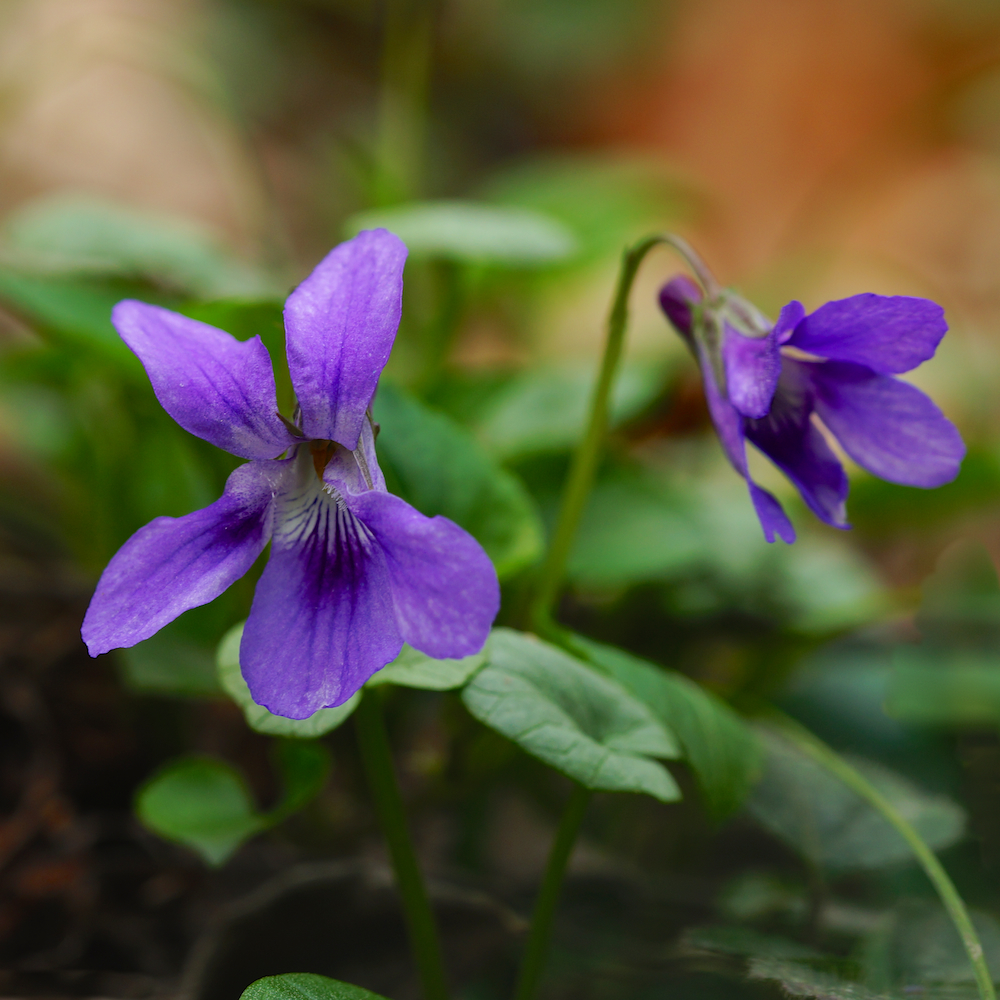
[773,300,805,343]
[284,229,408,450]
[786,294,947,374]
[745,359,849,528]
[697,342,796,544]
[240,484,402,719]
[82,461,282,655]
[723,323,780,419]
[347,491,500,659]
[811,361,965,488]
[112,301,295,459]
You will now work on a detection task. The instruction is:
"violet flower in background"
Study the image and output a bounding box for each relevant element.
[82,229,500,719]
[659,275,965,544]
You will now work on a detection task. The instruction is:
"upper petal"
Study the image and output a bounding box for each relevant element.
[773,300,805,343]
[658,274,702,343]
[785,294,947,374]
[82,460,283,655]
[112,301,296,459]
[347,490,500,659]
[810,360,965,488]
[284,229,408,450]
[745,359,850,528]
[722,322,780,419]
[240,478,402,719]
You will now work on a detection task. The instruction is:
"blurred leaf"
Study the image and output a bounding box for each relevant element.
[861,900,1000,989]
[483,155,687,264]
[241,973,389,1000]
[367,643,486,690]
[568,471,701,587]
[886,649,1000,727]
[121,627,222,697]
[475,359,667,460]
[2,193,274,298]
[685,925,822,960]
[344,200,577,266]
[374,381,543,578]
[218,622,361,737]
[136,756,265,866]
[572,635,759,819]
[462,628,682,800]
[0,267,143,359]
[748,727,965,874]
[269,739,332,821]
[748,957,947,1000]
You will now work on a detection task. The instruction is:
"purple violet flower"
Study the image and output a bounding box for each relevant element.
[659,274,965,544]
[82,229,500,719]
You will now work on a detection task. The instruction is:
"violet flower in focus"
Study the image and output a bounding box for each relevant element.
[82,229,500,719]
[659,273,965,544]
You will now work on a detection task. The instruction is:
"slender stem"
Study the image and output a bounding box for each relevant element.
[529,234,670,636]
[771,711,996,1000]
[374,0,434,205]
[513,783,591,1000]
[355,690,449,1000]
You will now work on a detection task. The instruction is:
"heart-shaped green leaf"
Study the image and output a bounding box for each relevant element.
[462,628,681,800]
[136,756,265,866]
[241,973,390,1000]
[571,635,760,819]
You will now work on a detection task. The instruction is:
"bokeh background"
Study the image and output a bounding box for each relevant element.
[5,1,1000,998]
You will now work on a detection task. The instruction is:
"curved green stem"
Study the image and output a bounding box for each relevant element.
[513,783,592,1000]
[355,690,449,1000]
[529,233,709,637]
[771,711,995,1000]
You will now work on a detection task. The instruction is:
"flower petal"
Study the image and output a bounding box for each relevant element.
[658,274,702,344]
[112,301,295,459]
[697,342,796,544]
[82,461,282,655]
[284,229,408,450]
[240,479,402,718]
[786,294,947,374]
[773,300,805,343]
[347,491,500,658]
[745,359,849,528]
[811,361,965,487]
[723,322,780,419]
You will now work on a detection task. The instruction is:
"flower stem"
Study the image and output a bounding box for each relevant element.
[529,234,673,637]
[770,711,996,1000]
[513,783,591,1000]
[373,0,434,205]
[354,689,449,1000]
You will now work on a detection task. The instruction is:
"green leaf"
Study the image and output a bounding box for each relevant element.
[748,957,916,1000]
[685,925,823,960]
[269,739,333,821]
[747,726,965,873]
[367,643,486,690]
[241,973,390,1000]
[217,622,361,737]
[475,359,667,460]
[571,635,759,819]
[120,626,222,697]
[885,647,1000,727]
[462,628,681,800]
[136,756,265,866]
[2,193,273,298]
[344,200,577,266]
[374,381,543,578]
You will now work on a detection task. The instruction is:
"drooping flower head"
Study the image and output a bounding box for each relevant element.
[82,230,500,719]
[659,268,965,543]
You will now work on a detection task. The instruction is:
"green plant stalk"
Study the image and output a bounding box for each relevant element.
[530,233,714,637]
[355,690,449,1000]
[772,711,996,1000]
[373,0,433,205]
[513,783,592,1000]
